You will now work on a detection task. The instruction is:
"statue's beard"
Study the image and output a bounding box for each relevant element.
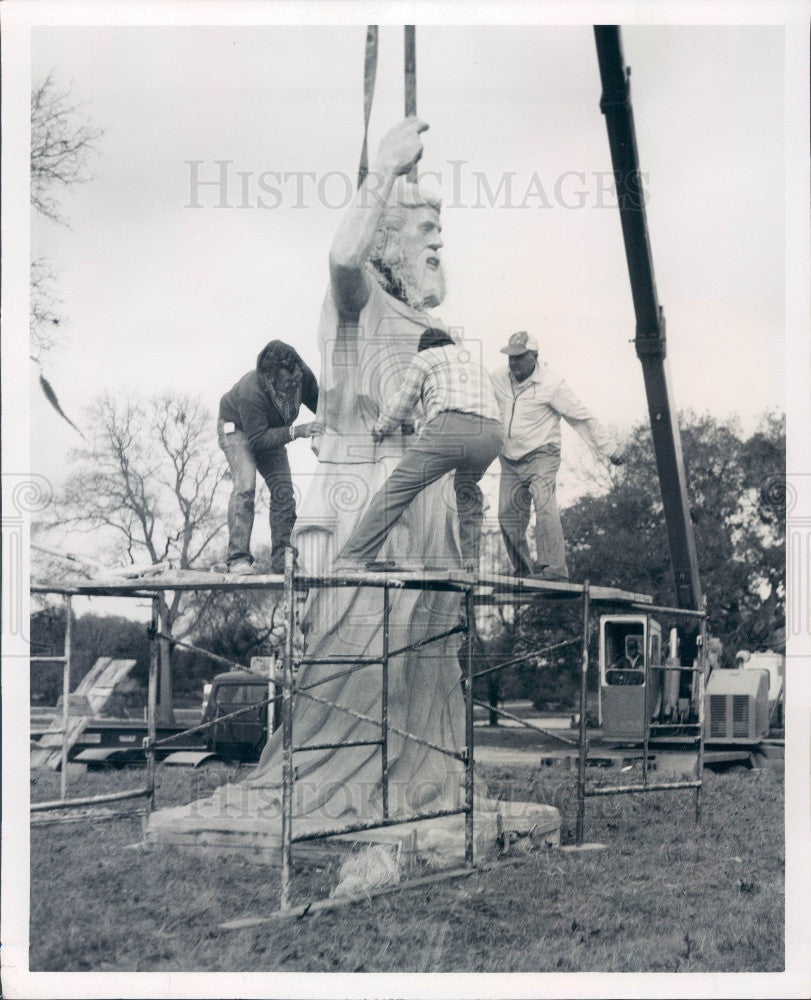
[370,247,446,310]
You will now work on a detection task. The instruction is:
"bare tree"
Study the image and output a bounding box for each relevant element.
[30,72,104,370]
[30,259,63,365]
[31,72,104,226]
[45,393,228,723]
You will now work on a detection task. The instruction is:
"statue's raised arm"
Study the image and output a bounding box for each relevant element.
[329,118,429,317]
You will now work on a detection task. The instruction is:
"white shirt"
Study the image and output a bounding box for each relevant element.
[490,361,618,462]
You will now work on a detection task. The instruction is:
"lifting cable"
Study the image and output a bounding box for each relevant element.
[404,25,418,182]
[357,26,379,189]
[357,25,418,190]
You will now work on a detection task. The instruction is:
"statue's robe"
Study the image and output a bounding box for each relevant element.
[147,273,474,842]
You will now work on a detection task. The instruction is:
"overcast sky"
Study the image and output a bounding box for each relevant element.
[29,23,785,542]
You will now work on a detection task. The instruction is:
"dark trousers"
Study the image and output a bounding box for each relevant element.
[342,412,503,568]
[498,448,568,579]
[218,419,295,573]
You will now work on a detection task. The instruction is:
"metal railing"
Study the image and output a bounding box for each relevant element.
[30,596,286,824]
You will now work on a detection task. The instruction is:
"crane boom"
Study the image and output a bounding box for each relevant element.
[594,25,703,612]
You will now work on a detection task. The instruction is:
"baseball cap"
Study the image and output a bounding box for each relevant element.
[500,330,539,356]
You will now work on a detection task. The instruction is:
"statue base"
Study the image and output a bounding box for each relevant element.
[144,800,561,876]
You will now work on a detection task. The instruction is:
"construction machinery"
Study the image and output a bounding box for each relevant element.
[593,27,777,756]
[739,650,785,725]
[598,612,771,750]
[595,26,703,619]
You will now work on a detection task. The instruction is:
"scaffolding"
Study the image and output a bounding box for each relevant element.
[574,600,708,845]
[29,593,73,801]
[30,552,704,908]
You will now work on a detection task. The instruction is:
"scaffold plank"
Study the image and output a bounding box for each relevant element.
[31,569,653,607]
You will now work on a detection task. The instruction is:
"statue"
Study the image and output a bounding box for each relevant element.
[146,120,557,863]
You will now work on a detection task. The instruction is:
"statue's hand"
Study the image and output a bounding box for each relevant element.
[371,425,388,443]
[377,118,429,177]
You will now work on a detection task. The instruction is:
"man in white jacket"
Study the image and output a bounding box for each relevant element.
[492,331,624,581]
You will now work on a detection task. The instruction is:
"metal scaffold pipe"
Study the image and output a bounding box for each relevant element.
[575,581,591,846]
[280,546,296,912]
[59,594,73,800]
[464,586,475,866]
[146,597,159,813]
[381,586,390,819]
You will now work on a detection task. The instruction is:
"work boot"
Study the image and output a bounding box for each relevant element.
[228,559,255,576]
[508,560,537,579]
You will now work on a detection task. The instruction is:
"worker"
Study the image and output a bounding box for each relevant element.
[218,340,322,575]
[492,330,625,581]
[338,327,503,570]
[615,635,643,670]
[608,635,644,685]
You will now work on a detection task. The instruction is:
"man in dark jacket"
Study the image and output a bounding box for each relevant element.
[218,341,321,574]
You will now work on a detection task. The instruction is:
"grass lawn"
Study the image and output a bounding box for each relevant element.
[29,760,783,972]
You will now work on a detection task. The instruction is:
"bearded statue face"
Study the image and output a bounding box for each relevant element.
[370,200,446,310]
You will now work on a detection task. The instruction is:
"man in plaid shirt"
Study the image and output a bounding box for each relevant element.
[340,328,503,569]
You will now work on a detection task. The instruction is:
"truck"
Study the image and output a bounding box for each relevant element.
[200,664,279,762]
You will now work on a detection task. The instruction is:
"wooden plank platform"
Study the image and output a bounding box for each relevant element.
[31,569,652,608]
[31,805,148,827]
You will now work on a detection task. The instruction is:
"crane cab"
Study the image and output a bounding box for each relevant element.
[599,614,662,742]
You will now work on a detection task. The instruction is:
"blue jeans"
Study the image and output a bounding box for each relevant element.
[218,419,295,573]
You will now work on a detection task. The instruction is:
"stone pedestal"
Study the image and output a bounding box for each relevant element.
[145,800,561,876]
